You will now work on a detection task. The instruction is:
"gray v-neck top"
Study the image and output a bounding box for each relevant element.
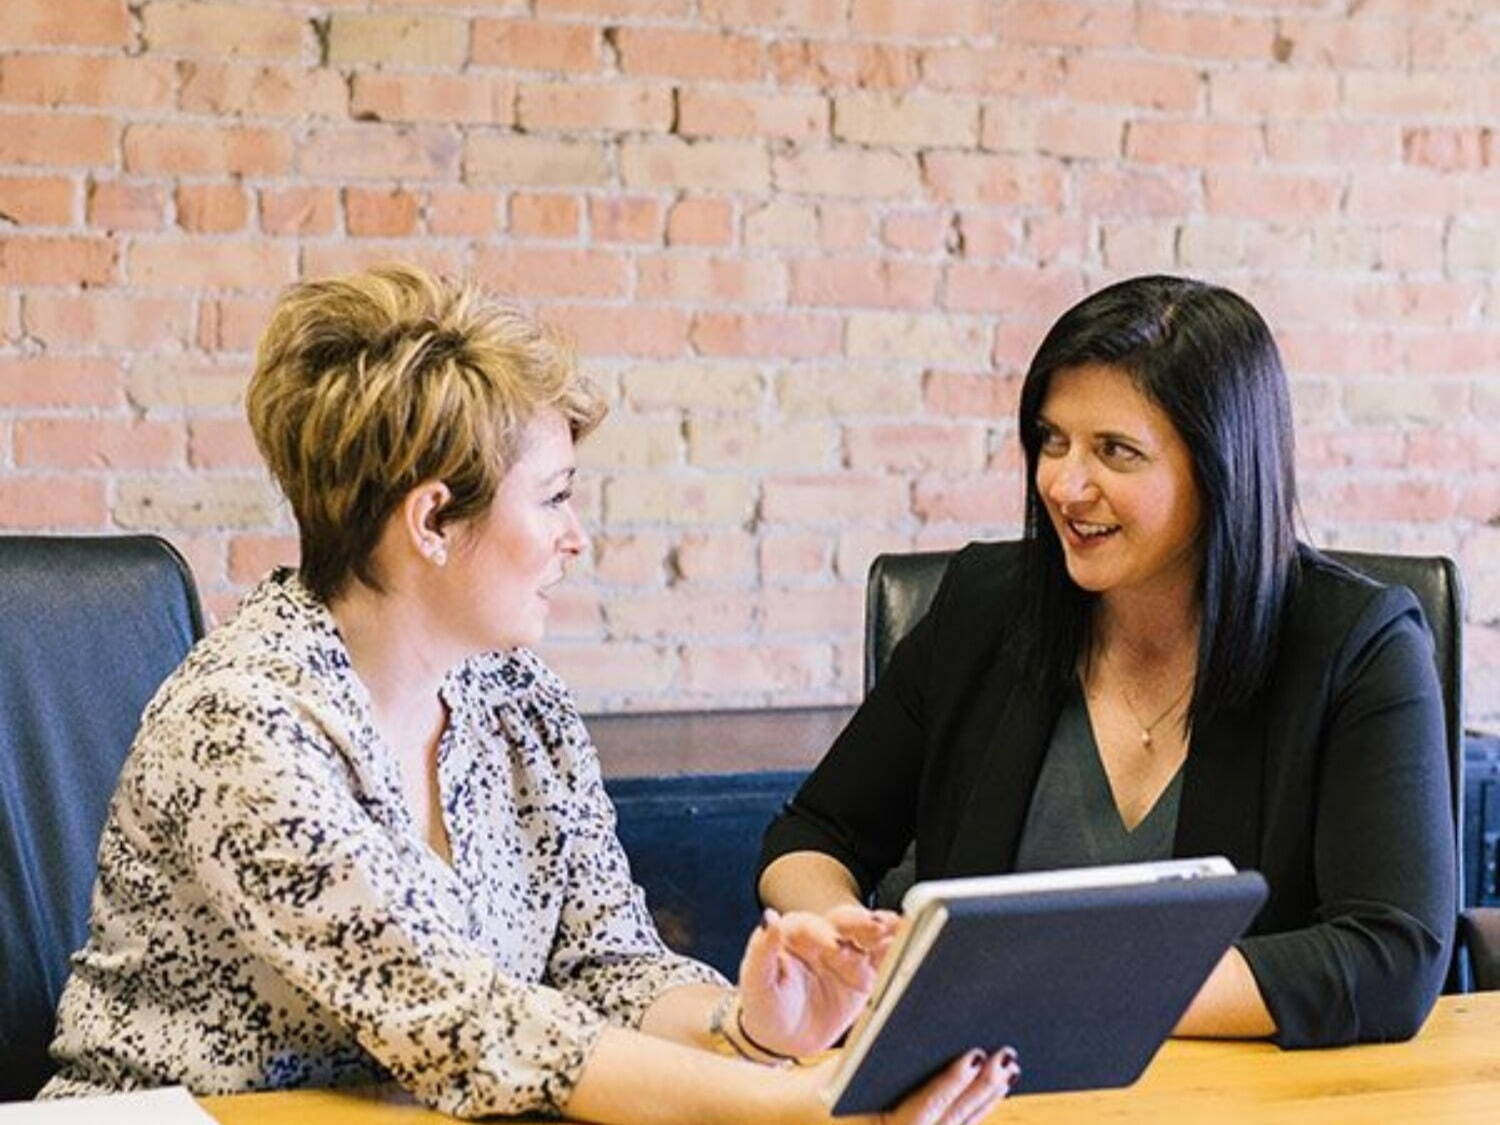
[1014,682,1184,872]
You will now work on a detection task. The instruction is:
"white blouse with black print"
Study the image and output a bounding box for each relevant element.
[42,569,724,1116]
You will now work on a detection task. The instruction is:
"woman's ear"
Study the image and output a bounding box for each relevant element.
[400,480,453,566]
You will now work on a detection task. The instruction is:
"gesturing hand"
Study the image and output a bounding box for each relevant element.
[736,904,902,1059]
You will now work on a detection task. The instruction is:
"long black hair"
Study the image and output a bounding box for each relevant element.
[1016,275,1298,726]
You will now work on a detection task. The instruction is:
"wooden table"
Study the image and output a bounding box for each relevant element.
[201,992,1500,1124]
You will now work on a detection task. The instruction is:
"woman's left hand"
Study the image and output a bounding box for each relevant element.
[736,904,902,1059]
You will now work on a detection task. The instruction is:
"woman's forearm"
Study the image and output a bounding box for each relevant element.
[563,1024,819,1125]
[1172,946,1276,1039]
[758,851,864,914]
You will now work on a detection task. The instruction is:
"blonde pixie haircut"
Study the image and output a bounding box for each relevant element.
[247,264,606,603]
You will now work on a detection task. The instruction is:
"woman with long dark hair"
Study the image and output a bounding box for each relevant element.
[760,275,1455,1047]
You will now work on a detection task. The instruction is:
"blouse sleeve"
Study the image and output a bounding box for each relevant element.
[137,677,608,1120]
[1237,593,1457,1047]
[543,708,728,1024]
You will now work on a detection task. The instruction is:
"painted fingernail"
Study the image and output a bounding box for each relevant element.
[999,1047,1018,1066]
[967,1050,986,1071]
[759,907,777,928]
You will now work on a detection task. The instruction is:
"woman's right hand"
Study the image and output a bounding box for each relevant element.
[791,1047,1020,1125]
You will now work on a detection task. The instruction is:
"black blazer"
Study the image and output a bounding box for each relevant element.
[761,541,1455,1048]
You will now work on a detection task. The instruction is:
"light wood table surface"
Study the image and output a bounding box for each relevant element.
[201,991,1500,1124]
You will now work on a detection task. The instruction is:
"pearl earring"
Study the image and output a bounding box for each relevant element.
[428,543,447,566]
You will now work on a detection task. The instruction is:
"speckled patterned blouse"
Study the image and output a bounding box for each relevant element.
[41,569,724,1117]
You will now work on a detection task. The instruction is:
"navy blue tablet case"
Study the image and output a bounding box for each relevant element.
[830,871,1268,1115]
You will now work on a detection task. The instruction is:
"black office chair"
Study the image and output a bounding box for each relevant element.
[865,542,1493,991]
[0,535,204,1100]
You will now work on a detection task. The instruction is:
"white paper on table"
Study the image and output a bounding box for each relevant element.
[0,1087,217,1123]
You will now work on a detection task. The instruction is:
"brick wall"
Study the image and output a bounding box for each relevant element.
[1,0,1496,726]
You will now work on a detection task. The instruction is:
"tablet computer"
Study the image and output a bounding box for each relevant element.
[824,857,1269,1116]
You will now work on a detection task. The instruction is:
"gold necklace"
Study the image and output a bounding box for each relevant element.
[1102,647,1194,748]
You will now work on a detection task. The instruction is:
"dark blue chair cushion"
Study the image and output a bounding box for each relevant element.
[0,535,203,1101]
[606,771,807,980]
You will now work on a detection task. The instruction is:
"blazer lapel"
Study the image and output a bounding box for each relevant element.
[942,664,1063,878]
[1175,707,1265,870]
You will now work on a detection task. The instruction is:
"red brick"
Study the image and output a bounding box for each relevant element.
[1344,73,1474,116]
[0,357,121,407]
[466,135,608,186]
[128,242,294,291]
[763,474,907,523]
[1064,57,1201,111]
[351,73,513,126]
[540,642,676,699]
[1136,9,1276,59]
[0,55,174,109]
[990,105,1124,160]
[197,296,276,353]
[920,46,1064,97]
[770,40,920,90]
[586,197,662,244]
[0,478,107,529]
[6,0,129,47]
[762,533,830,582]
[881,209,952,253]
[846,421,988,473]
[228,535,299,585]
[301,126,459,180]
[774,148,919,198]
[1205,170,1342,220]
[124,124,290,176]
[518,82,673,132]
[510,193,580,238]
[762,585,862,635]
[679,90,828,141]
[176,183,249,233]
[326,13,467,67]
[259,187,338,235]
[702,0,845,31]
[997,1,1133,48]
[923,153,1065,207]
[474,247,628,299]
[1026,215,1091,266]
[1347,170,1466,219]
[471,19,602,72]
[623,138,771,192]
[301,243,463,282]
[1405,128,1491,172]
[0,112,114,167]
[912,474,1025,525]
[0,235,117,285]
[15,418,181,470]
[637,256,787,304]
[1278,15,1408,69]
[1306,482,1459,524]
[345,188,421,237]
[541,306,688,358]
[680,643,833,697]
[924,370,1022,418]
[1411,20,1500,69]
[0,176,74,226]
[1210,71,1338,117]
[957,212,1022,258]
[23,293,194,351]
[790,258,938,308]
[85,181,163,231]
[1126,120,1262,166]
[672,530,755,585]
[592,534,669,586]
[178,62,347,119]
[944,264,1085,316]
[188,418,261,470]
[607,591,757,639]
[667,197,733,246]
[834,92,980,147]
[691,313,840,358]
[143,2,305,59]
[536,0,690,16]
[851,0,993,38]
[614,28,763,80]
[428,188,498,236]
[1265,122,1401,165]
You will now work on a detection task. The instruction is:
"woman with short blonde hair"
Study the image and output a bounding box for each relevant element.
[43,265,1016,1125]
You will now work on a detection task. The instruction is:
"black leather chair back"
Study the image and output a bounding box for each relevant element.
[865,543,1466,986]
[0,535,204,1100]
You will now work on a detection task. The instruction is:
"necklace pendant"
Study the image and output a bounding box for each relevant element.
[1141,730,1152,747]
